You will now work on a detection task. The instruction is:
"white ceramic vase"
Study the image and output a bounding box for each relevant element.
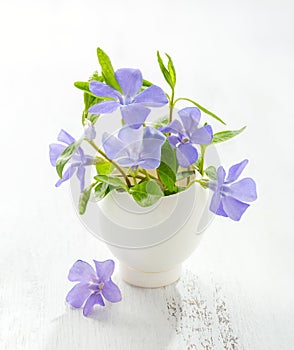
[96,183,212,288]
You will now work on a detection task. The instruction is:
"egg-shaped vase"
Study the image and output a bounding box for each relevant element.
[95,183,212,288]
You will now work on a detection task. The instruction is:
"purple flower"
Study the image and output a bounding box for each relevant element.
[88,68,168,128]
[208,160,257,221]
[49,129,95,192]
[66,259,122,317]
[102,126,166,170]
[160,107,213,167]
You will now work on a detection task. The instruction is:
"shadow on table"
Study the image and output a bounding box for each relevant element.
[45,280,182,350]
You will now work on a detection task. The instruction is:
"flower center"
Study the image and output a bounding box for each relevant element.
[89,280,104,293]
[123,95,133,105]
[98,282,104,292]
[182,137,189,143]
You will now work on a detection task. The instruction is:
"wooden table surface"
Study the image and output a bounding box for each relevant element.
[1,0,293,349]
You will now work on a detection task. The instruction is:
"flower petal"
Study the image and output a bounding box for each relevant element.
[89,81,120,100]
[120,104,150,128]
[225,159,249,184]
[66,283,91,308]
[229,178,257,202]
[191,125,213,145]
[209,191,221,213]
[68,260,96,282]
[222,196,250,221]
[137,158,161,169]
[115,68,142,98]
[168,135,180,147]
[57,129,75,145]
[178,107,201,133]
[49,143,66,166]
[138,127,166,169]
[76,166,86,192]
[115,126,142,165]
[209,193,228,217]
[118,125,143,144]
[144,126,166,143]
[176,143,198,168]
[102,279,122,303]
[217,166,226,185]
[215,200,228,217]
[55,164,77,187]
[160,120,183,135]
[83,293,105,316]
[102,132,128,161]
[94,259,115,282]
[88,101,120,114]
[133,85,168,107]
[82,155,96,166]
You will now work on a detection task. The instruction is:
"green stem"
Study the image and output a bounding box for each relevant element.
[140,169,151,180]
[186,178,202,189]
[138,169,157,180]
[129,169,138,185]
[187,178,209,190]
[199,145,207,176]
[117,174,145,180]
[87,140,131,188]
[169,89,175,123]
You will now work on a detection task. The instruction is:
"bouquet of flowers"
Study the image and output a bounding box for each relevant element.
[50,48,257,221]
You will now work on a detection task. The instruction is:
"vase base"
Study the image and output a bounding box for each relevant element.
[120,264,182,288]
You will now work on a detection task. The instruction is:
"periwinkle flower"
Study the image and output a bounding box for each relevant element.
[208,159,257,221]
[88,68,168,128]
[49,129,95,192]
[66,260,122,317]
[102,125,166,170]
[160,107,213,167]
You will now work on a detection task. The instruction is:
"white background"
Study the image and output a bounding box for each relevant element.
[0,0,293,349]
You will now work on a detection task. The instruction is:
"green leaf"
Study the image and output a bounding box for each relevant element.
[74,81,97,97]
[74,81,89,90]
[95,157,114,175]
[96,48,121,92]
[83,92,99,110]
[165,53,176,87]
[56,140,81,178]
[129,180,164,207]
[82,92,102,125]
[157,51,174,89]
[176,97,226,125]
[157,162,177,192]
[160,140,178,174]
[212,126,246,144]
[194,157,202,172]
[157,141,179,192]
[79,185,92,215]
[94,175,127,190]
[94,182,110,201]
[176,170,195,182]
[204,166,217,180]
[142,79,153,87]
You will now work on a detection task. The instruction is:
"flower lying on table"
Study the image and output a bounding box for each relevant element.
[66,259,122,316]
[49,47,257,221]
